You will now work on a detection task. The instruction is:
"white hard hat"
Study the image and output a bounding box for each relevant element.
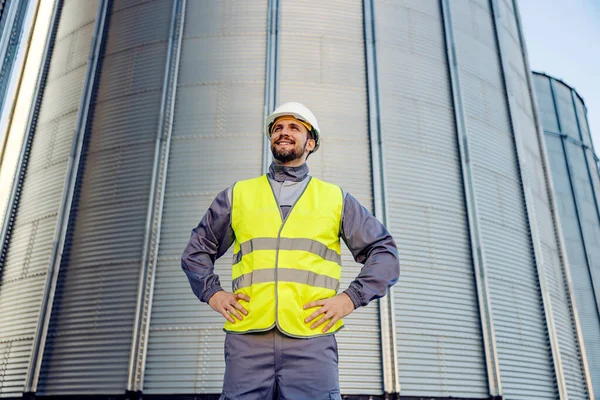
[265,102,321,153]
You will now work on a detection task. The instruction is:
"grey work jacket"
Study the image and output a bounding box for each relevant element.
[181,162,400,309]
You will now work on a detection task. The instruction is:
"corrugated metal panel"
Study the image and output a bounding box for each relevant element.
[552,80,580,143]
[565,141,600,397]
[450,1,557,399]
[0,0,30,115]
[144,0,267,393]
[500,2,589,396]
[36,0,172,394]
[533,133,588,398]
[545,134,600,399]
[278,0,379,394]
[3,1,596,397]
[0,0,97,396]
[573,96,592,148]
[533,74,559,133]
[532,71,596,398]
[0,0,54,229]
[376,0,487,397]
[586,149,600,231]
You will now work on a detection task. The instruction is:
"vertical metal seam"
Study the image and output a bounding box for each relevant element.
[26,0,112,392]
[570,89,586,143]
[440,0,501,396]
[557,131,600,397]
[127,0,187,391]
[568,87,600,322]
[363,0,399,395]
[0,0,61,285]
[0,0,50,275]
[546,75,596,400]
[0,0,40,166]
[262,0,279,173]
[491,0,567,398]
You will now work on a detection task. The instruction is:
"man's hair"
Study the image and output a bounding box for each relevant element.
[306,129,315,159]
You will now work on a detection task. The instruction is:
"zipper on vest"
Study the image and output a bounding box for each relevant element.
[267,175,312,332]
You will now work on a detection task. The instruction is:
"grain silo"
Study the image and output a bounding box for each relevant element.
[0,0,594,399]
[533,71,600,399]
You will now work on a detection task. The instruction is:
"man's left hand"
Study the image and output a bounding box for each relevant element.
[303,293,355,333]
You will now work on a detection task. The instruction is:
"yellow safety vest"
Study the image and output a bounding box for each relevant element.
[225,174,344,337]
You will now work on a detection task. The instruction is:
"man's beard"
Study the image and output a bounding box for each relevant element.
[271,139,307,163]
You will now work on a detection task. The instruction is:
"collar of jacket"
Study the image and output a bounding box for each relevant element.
[268,162,309,182]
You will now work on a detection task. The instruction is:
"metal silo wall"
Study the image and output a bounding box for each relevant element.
[574,96,593,149]
[0,0,98,396]
[0,0,595,398]
[144,0,267,393]
[36,0,172,394]
[445,0,584,397]
[277,1,380,394]
[534,72,600,399]
[496,2,589,397]
[374,1,487,397]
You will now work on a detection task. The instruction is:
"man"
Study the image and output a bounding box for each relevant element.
[182,102,399,400]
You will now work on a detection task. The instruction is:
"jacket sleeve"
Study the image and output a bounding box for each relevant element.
[181,187,235,303]
[341,193,400,308]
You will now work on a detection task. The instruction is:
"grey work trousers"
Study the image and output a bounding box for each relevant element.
[219,328,341,400]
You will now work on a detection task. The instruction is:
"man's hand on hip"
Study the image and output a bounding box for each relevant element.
[208,290,250,323]
[303,293,355,333]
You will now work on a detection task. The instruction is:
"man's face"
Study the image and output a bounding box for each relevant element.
[270,118,314,164]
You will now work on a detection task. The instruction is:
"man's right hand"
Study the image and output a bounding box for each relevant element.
[208,291,250,323]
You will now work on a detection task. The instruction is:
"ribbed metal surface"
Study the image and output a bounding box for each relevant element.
[0,0,9,34]
[565,141,600,398]
[450,0,558,399]
[36,0,172,394]
[375,0,487,397]
[496,1,589,398]
[534,74,560,134]
[1,1,595,397]
[278,0,379,394]
[553,80,580,142]
[0,0,42,225]
[364,0,399,392]
[574,95,592,148]
[127,0,185,392]
[0,0,30,120]
[586,152,600,227]
[534,71,599,398]
[546,134,600,399]
[0,0,98,396]
[541,135,589,400]
[143,0,267,393]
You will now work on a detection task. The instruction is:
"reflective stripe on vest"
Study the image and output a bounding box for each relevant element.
[232,268,340,292]
[233,237,342,265]
[225,174,344,337]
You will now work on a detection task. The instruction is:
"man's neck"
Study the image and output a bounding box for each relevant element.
[268,162,309,182]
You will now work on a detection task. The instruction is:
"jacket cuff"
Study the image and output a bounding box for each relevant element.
[343,286,363,309]
[203,286,224,303]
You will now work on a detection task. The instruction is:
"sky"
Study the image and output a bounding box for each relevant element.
[518,0,600,152]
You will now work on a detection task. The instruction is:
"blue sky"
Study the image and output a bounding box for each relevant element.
[518,0,600,152]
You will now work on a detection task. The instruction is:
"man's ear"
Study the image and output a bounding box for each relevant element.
[306,137,316,153]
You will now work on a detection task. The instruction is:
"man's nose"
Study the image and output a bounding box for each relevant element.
[279,127,294,137]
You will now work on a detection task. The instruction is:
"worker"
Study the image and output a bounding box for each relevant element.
[181,102,400,400]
